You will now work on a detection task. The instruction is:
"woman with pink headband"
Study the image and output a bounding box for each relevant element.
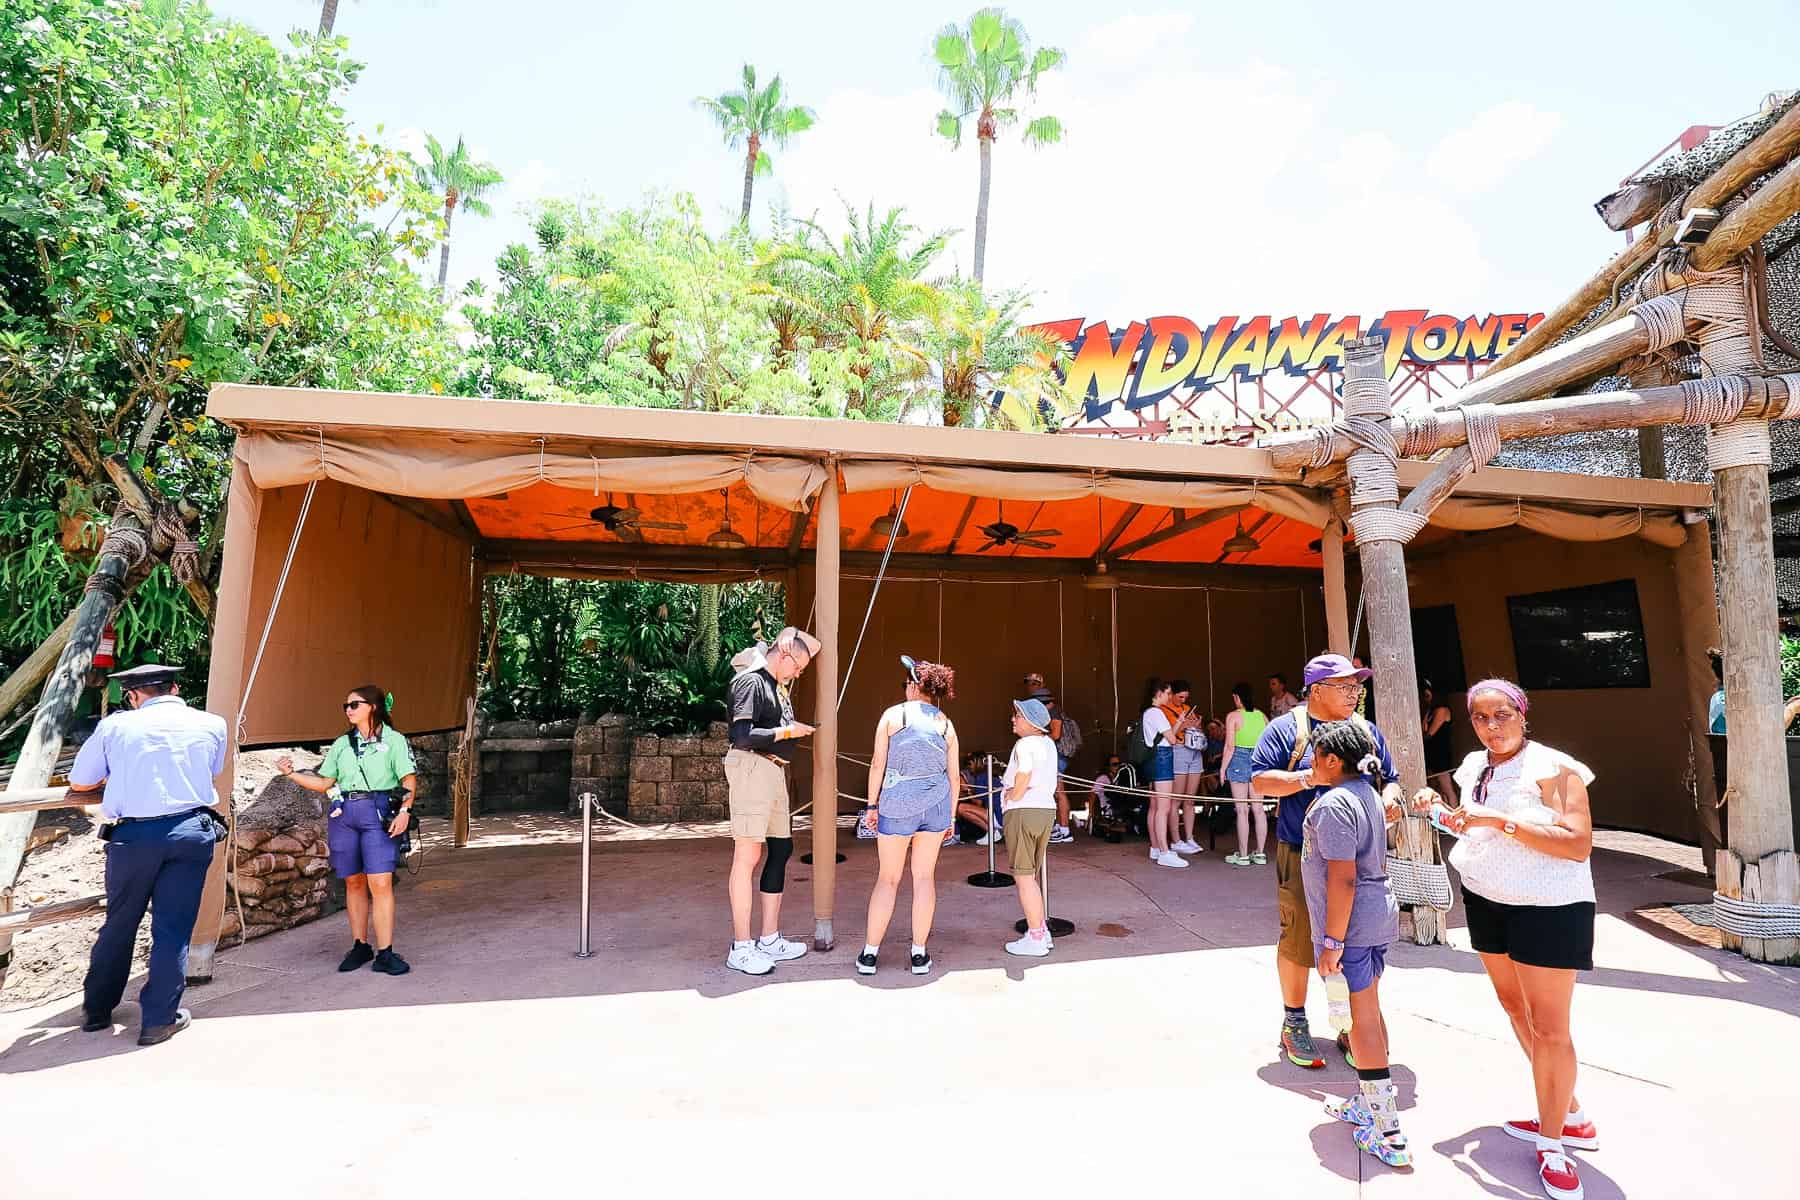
[1412,678,1597,1200]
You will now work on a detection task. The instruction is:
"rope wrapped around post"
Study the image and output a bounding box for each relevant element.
[1710,892,1800,939]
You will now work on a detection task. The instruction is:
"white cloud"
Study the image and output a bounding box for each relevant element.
[774,31,1505,325]
[506,158,561,210]
[1427,100,1563,195]
[1076,12,1197,69]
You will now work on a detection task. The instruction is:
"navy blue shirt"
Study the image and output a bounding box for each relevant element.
[1248,710,1396,847]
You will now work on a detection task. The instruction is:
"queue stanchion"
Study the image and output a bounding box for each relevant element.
[1015,829,1075,937]
[967,752,1013,888]
[575,790,595,958]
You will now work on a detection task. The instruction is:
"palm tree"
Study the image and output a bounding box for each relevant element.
[925,283,1074,429]
[695,65,816,227]
[415,134,503,298]
[764,203,948,416]
[317,0,339,35]
[932,9,1065,283]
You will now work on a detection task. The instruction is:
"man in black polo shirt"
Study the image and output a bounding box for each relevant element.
[723,626,820,975]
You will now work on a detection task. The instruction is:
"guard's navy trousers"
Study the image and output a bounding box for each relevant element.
[83,810,217,1028]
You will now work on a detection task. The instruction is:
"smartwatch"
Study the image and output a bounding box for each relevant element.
[1321,934,1346,951]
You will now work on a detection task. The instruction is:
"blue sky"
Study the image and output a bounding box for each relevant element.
[209,0,1795,324]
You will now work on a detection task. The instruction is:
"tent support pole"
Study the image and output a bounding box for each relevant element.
[1342,336,1442,947]
[1321,513,1350,655]
[189,456,264,978]
[811,461,841,952]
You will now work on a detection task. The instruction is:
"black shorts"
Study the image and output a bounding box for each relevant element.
[1462,885,1594,971]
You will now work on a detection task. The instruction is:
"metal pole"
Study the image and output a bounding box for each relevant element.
[967,753,1013,888]
[1016,813,1075,936]
[575,790,594,958]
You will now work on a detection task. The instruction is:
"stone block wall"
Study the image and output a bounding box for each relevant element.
[627,722,731,822]
[407,731,452,817]
[479,718,575,811]
[569,714,632,814]
[221,780,334,945]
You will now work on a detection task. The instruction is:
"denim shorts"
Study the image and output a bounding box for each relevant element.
[1317,942,1388,992]
[878,797,953,837]
[1172,745,1205,776]
[1151,745,1175,783]
[327,791,399,877]
[1225,753,1256,785]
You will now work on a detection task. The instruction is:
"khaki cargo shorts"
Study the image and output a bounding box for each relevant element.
[724,748,791,839]
[1275,839,1314,967]
[1006,808,1056,876]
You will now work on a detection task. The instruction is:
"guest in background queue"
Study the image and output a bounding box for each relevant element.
[277,685,417,977]
[68,664,226,1047]
[1167,679,1207,856]
[1250,654,1401,1070]
[1001,698,1059,957]
[719,626,820,976]
[958,750,1000,844]
[858,657,960,976]
[1412,679,1597,1200]
[1140,678,1187,868]
[1221,681,1270,866]
[1421,678,1458,804]
[1268,673,1299,717]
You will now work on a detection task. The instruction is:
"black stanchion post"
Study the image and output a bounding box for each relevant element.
[1015,832,1075,937]
[967,752,1013,888]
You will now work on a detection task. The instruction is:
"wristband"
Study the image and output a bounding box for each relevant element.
[1321,935,1346,951]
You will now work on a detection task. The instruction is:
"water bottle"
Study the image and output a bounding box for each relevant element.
[1325,971,1353,1033]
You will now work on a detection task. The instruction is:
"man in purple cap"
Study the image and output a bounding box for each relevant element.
[1250,653,1403,1070]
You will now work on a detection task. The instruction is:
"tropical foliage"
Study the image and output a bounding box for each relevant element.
[0,2,1077,737]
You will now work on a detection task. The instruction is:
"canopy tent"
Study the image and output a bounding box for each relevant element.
[196,382,1716,960]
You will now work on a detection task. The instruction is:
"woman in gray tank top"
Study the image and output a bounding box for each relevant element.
[857,656,961,976]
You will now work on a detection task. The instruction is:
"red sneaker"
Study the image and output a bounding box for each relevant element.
[1506,1117,1599,1152]
[1536,1148,1583,1200]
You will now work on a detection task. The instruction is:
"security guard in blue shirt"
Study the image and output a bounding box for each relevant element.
[67,663,227,1046]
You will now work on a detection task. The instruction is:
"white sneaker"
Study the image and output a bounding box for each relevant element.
[1049,824,1074,844]
[726,943,774,975]
[1004,931,1053,957]
[1148,847,1160,861]
[1173,839,1202,854]
[757,934,807,962]
[1155,850,1190,868]
[975,831,997,846]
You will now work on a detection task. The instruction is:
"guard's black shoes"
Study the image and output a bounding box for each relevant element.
[372,947,411,976]
[137,1009,191,1047]
[338,940,375,972]
[81,1012,112,1032]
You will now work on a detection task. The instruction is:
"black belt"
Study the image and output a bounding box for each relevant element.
[113,807,215,826]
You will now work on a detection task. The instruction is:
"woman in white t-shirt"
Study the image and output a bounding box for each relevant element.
[1140,678,1186,868]
[1411,678,1598,1200]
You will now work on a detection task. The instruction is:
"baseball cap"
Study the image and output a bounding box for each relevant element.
[1012,697,1051,731]
[1303,653,1372,687]
[1029,686,1055,702]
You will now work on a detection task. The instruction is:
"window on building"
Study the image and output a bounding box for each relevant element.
[1506,579,1651,690]
[1411,604,1468,693]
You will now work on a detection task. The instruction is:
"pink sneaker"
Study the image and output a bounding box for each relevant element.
[1536,1148,1583,1200]
[1506,1117,1598,1152]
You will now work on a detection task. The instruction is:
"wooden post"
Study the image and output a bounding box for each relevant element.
[0,513,141,988]
[1637,428,1668,479]
[0,610,78,731]
[1340,335,1442,946]
[189,455,263,977]
[810,462,841,952]
[1714,453,1799,963]
[1321,514,1350,655]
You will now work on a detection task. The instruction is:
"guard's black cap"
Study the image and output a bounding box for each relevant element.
[108,663,182,688]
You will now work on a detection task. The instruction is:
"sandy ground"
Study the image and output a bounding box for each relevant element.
[2,812,1795,1199]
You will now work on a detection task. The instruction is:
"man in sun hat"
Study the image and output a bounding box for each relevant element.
[1250,653,1404,1070]
[1000,697,1060,957]
[65,663,227,1047]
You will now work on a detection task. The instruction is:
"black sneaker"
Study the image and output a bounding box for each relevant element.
[910,950,932,976]
[338,940,375,972]
[372,947,411,976]
[855,949,878,975]
[82,1011,112,1033]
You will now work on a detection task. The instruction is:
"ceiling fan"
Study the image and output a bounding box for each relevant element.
[976,501,1060,552]
[546,493,687,542]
